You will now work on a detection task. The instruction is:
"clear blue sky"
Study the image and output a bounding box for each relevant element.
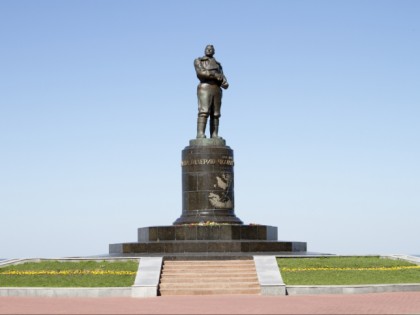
[1,0,419,258]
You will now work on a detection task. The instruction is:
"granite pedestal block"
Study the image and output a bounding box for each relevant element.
[109,240,307,255]
[109,224,307,255]
[174,139,242,224]
[137,225,278,242]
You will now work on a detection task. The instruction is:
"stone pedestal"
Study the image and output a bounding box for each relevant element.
[109,138,308,256]
[173,138,242,224]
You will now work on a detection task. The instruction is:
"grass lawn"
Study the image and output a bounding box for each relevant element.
[0,260,138,287]
[278,256,420,285]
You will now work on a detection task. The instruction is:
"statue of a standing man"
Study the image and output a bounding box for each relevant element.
[194,45,229,139]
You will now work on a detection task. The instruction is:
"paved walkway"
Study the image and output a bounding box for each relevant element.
[1,292,420,314]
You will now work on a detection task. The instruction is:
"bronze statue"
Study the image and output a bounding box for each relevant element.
[194,45,229,139]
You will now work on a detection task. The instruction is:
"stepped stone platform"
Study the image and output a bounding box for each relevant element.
[109,225,307,255]
[109,139,307,257]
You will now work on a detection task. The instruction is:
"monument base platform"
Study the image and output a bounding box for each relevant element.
[109,240,307,255]
[109,224,307,255]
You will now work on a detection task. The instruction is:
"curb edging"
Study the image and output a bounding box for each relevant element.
[0,287,132,297]
[286,283,420,295]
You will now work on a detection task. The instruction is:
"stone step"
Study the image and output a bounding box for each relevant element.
[161,272,257,278]
[162,266,256,272]
[159,288,261,295]
[160,276,258,283]
[162,266,255,271]
[163,264,255,269]
[162,261,256,271]
[164,260,254,265]
[163,262,255,267]
[165,260,253,266]
[159,282,260,289]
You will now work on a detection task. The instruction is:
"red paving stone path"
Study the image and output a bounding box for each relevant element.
[1,292,420,314]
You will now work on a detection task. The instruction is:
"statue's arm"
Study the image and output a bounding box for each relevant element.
[219,64,229,89]
[194,58,223,82]
[194,58,216,81]
[194,58,229,89]
[220,75,229,89]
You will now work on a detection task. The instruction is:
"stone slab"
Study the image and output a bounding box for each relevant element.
[109,240,307,255]
[0,287,132,297]
[138,225,278,242]
[132,257,162,297]
[286,284,420,295]
[189,138,226,146]
[254,256,286,295]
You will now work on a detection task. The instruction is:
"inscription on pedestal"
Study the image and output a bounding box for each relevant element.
[181,157,234,166]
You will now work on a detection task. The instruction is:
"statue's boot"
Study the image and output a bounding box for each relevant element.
[196,117,207,138]
[210,118,221,138]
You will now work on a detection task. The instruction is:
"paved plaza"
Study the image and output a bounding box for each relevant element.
[1,292,420,314]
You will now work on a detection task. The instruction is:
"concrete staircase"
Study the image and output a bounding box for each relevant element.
[159,259,261,295]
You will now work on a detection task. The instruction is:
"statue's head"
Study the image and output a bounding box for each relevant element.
[205,45,215,57]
